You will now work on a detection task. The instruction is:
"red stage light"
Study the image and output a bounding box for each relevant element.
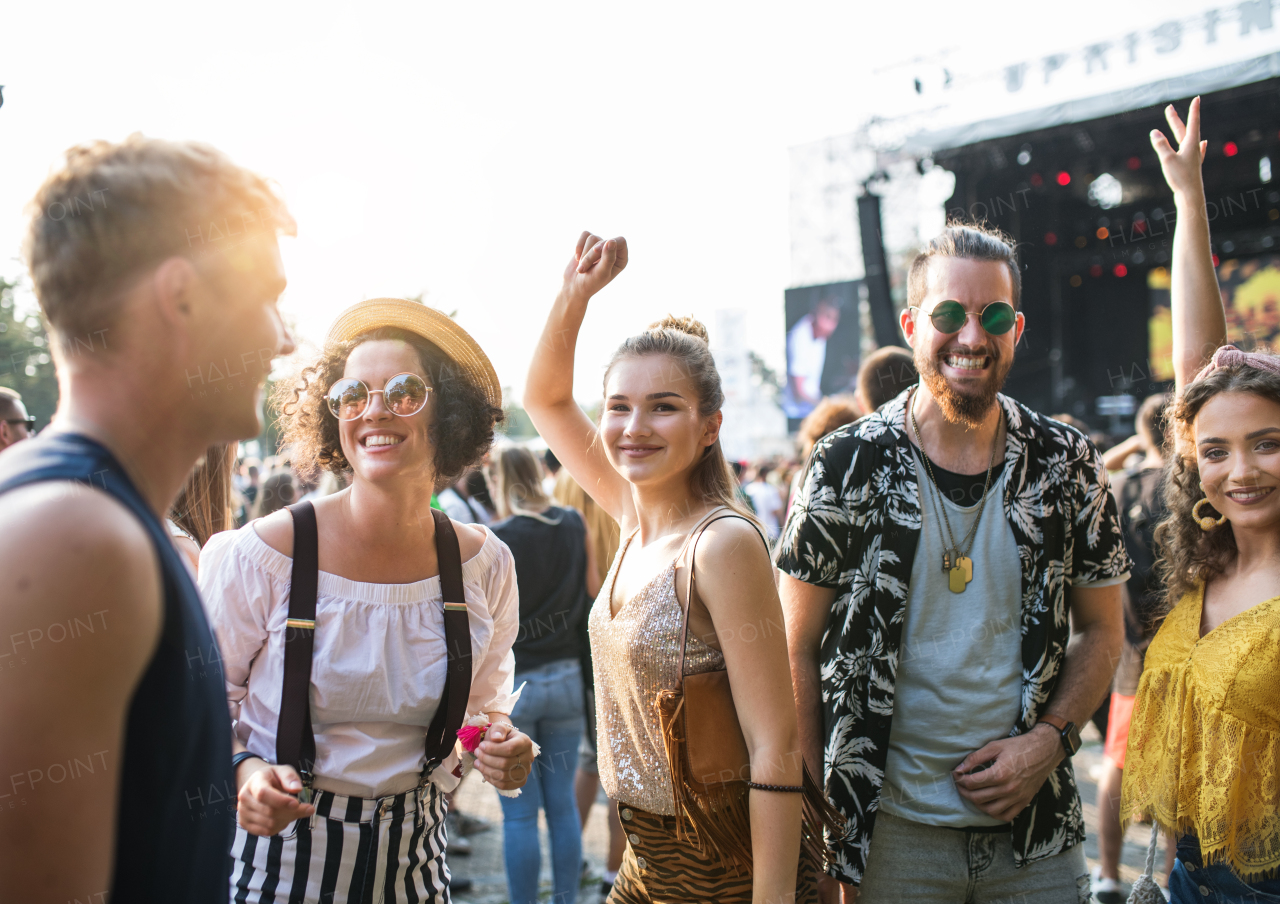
[1056,171,1071,186]
[1127,156,1141,170]
[1114,264,1128,277]
[1212,254,1220,266]
[1133,219,1147,234]
[1090,264,1103,277]
[1224,142,1239,157]
[1030,173,1044,187]
[1044,232,1058,245]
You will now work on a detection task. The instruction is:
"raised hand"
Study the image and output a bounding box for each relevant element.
[561,231,628,305]
[1150,96,1209,201]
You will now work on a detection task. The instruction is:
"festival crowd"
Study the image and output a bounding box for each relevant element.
[0,97,1276,904]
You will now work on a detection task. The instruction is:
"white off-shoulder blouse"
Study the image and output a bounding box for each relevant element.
[200,521,520,799]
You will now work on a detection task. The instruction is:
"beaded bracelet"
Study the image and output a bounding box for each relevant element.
[746,781,804,793]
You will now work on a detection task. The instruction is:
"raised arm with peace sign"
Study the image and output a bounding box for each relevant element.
[1150,96,1227,391]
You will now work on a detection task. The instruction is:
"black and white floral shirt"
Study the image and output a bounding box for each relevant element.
[777,389,1132,885]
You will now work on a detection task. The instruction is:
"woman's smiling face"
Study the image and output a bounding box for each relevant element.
[336,339,435,485]
[1194,389,1280,531]
[600,354,719,490]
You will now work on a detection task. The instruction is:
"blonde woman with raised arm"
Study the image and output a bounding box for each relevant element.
[525,233,836,904]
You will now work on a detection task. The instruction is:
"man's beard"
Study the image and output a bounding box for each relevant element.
[914,344,1013,430]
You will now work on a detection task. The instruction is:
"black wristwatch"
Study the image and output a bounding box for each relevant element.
[1037,714,1081,757]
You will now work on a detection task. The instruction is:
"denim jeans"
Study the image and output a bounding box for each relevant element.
[1170,859,1280,903]
[500,658,586,904]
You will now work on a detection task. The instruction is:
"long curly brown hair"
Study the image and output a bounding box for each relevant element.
[1154,361,1280,608]
[273,326,504,490]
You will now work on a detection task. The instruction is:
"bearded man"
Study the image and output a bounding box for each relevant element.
[778,224,1130,903]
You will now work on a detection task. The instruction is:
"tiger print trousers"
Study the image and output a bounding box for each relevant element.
[608,803,819,904]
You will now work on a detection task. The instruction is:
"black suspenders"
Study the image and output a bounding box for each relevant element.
[277,503,473,800]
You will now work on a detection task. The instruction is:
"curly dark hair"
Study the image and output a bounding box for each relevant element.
[274,326,504,490]
[1154,361,1280,609]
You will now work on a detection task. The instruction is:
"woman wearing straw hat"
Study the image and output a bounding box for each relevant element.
[200,298,535,902]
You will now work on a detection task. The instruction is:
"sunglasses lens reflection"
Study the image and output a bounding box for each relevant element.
[385,374,429,416]
[980,302,1017,335]
[930,301,967,334]
[328,379,368,420]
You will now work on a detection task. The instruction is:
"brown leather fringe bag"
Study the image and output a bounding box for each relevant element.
[655,512,845,874]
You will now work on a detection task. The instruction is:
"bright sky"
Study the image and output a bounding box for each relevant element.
[0,0,1220,403]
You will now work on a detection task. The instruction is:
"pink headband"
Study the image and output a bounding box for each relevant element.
[1190,344,1280,383]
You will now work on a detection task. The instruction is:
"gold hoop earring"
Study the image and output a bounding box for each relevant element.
[1192,498,1227,532]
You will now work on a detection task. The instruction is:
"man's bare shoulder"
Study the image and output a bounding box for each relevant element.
[0,481,156,573]
[0,482,162,690]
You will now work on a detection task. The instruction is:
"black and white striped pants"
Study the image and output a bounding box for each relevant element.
[228,781,451,904]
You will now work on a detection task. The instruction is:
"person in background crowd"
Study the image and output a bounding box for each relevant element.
[854,345,918,415]
[781,222,1129,903]
[238,459,261,520]
[1122,97,1280,904]
[1050,414,1116,740]
[791,394,861,511]
[466,467,498,521]
[488,444,600,904]
[543,447,562,496]
[168,443,238,574]
[0,134,295,903]
[0,386,35,451]
[729,459,755,512]
[554,467,627,902]
[528,232,830,904]
[250,467,297,520]
[1051,412,1089,433]
[1090,431,1116,455]
[1103,404,1166,472]
[439,468,491,523]
[298,469,346,504]
[202,297,533,901]
[1094,392,1175,903]
[744,462,785,541]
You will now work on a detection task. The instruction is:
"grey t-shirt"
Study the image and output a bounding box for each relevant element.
[879,451,1022,827]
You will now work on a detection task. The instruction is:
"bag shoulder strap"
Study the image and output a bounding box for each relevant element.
[675,509,769,680]
[277,501,319,780]
[422,509,473,767]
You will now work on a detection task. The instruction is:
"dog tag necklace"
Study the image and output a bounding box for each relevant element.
[909,394,1000,593]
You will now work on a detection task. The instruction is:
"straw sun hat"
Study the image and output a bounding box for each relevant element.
[325,297,503,410]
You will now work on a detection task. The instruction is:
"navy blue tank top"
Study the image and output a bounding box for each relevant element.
[0,433,233,902]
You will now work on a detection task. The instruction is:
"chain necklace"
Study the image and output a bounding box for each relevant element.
[908,391,1002,593]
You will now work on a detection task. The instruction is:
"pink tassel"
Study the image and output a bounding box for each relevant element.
[457,724,488,753]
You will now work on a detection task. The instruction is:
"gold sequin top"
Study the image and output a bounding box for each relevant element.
[588,529,725,816]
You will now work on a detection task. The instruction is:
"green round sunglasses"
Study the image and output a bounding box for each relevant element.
[911,300,1018,336]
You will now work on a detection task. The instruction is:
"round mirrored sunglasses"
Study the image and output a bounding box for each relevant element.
[326,373,432,421]
[912,300,1017,336]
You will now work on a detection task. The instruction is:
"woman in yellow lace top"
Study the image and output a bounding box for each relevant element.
[1121,97,1280,902]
